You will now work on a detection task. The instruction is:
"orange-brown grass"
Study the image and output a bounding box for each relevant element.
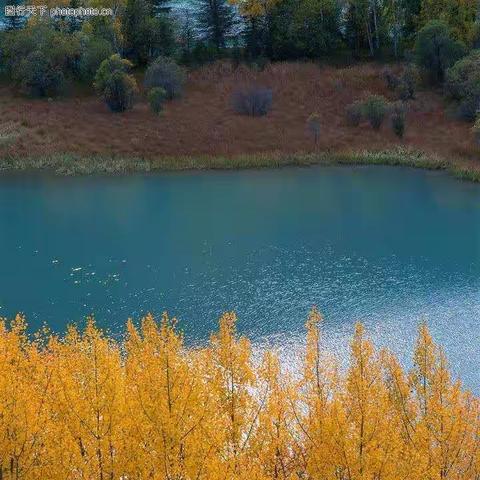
[0,61,478,166]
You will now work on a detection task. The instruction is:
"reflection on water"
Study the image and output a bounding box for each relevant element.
[0,166,479,389]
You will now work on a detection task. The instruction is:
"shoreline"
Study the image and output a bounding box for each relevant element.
[0,148,479,182]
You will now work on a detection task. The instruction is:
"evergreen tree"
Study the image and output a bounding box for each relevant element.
[177,6,197,64]
[243,15,268,58]
[196,0,236,50]
[402,0,421,39]
[267,0,342,60]
[122,0,175,64]
[415,20,466,84]
[345,0,372,55]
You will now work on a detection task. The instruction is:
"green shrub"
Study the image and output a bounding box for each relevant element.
[307,113,321,145]
[103,72,137,112]
[382,68,400,91]
[445,51,480,100]
[13,50,66,97]
[345,101,363,126]
[144,56,186,100]
[250,56,269,72]
[473,117,480,145]
[2,22,80,97]
[232,86,273,116]
[414,20,466,85]
[148,87,167,114]
[398,65,419,101]
[94,55,138,112]
[445,50,480,121]
[362,95,389,130]
[456,97,480,122]
[78,36,114,83]
[94,54,132,91]
[391,102,406,138]
[185,41,223,66]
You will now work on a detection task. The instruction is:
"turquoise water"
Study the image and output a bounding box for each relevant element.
[1,166,480,388]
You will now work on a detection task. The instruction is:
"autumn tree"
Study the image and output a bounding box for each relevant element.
[410,323,480,479]
[124,313,214,479]
[0,316,53,480]
[295,308,337,479]
[46,319,126,479]
[327,323,403,479]
[252,350,299,479]
[0,312,479,479]
[206,312,259,479]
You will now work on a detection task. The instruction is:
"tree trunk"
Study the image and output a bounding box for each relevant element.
[372,0,380,51]
[366,20,375,56]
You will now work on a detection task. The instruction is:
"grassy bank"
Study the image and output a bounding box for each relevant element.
[1,148,479,182]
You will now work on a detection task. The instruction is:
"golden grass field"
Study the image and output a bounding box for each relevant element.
[0,62,480,181]
[0,61,478,170]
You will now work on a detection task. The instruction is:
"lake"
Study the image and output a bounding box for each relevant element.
[1,166,480,389]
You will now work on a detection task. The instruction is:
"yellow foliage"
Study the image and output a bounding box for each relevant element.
[228,0,281,17]
[0,311,478,479]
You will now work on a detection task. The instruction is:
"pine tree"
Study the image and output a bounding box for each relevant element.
[122,0,175,64]
[196,0,236,49]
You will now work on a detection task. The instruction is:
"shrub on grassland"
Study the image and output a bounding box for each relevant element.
[445,50,480,121]
[307,113,321,145]
[13,51,66,97]
[382,67,400,91]
[103,72,137,112]
[398,65,419,101]
[382,65,418,101]
[362,95,389,130]
[445,50,480,101]
[94,54,138,112]
[345,100,363,126]
[2,22,80,97]
[456,97,480,122]
[473,117,480,145]
[144,56,186,100]
[78,35,114,83]
[148,87,167,114]
[232,86,273,116]
[414,20,466,85]
[391,102,406,138]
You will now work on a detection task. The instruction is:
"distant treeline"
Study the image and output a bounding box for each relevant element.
[1,0,480,139]
[2,0,480,66]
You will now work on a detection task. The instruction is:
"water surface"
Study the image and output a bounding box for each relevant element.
[1,166,479,388]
